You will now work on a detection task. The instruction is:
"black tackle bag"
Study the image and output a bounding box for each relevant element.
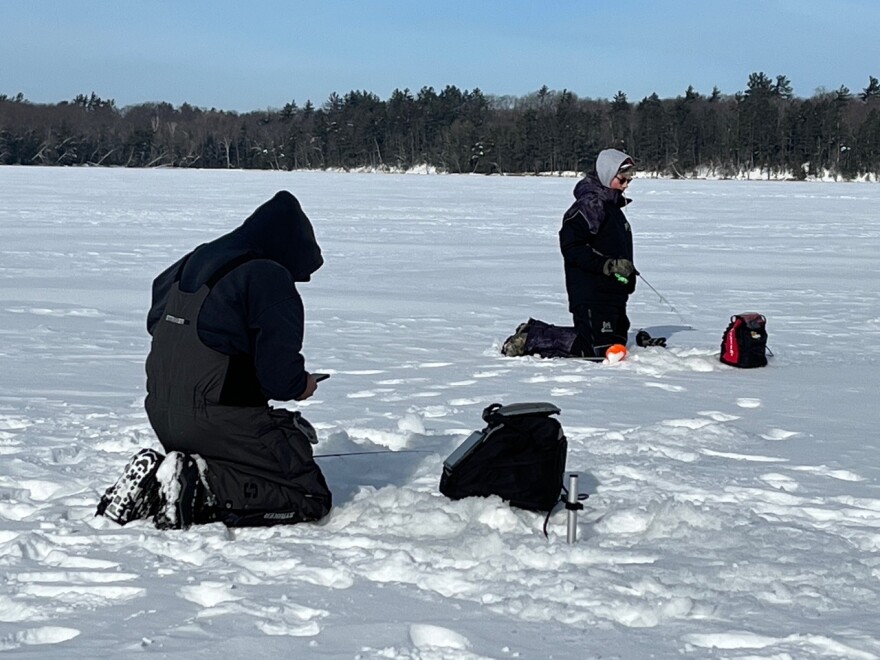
[439,402,567,512]
[720,312,769,368]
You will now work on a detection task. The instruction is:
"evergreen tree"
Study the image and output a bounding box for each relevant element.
[609,91,631,149]
[634,93,668,173]
[2,79,879,178]
[774,76,794,100]
[860,76,880,101]
[670,86,702,174]
[855,108,880,174]
[737,72,781,176]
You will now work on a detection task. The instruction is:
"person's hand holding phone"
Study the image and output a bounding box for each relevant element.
[296,372,330,401]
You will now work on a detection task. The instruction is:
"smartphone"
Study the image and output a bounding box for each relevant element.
[312,373,331,382]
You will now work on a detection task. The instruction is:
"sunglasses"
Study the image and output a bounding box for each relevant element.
[615,172,635,184]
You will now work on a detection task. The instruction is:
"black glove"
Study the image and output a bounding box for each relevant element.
[636,330,667,348]
[603,258,635,280]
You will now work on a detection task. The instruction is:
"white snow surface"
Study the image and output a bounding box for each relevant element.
[1,167,879,659]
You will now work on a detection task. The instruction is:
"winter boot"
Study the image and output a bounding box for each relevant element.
[636,329,667,348]
[97,448,164,525]
[153,452,214,530]
[501,320,531,357]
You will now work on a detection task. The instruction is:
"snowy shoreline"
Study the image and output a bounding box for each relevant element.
[3,162,878,183]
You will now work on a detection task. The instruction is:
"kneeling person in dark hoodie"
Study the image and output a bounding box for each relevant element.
[559,149,638,358]
[97,191,332,529]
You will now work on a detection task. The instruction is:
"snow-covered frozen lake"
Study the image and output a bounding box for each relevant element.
[1,166,879,658]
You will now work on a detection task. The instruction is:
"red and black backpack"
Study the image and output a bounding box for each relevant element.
[720,313,769,368]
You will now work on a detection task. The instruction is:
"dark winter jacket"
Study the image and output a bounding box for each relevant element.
[147,191,323,403]
[559,172,636,308]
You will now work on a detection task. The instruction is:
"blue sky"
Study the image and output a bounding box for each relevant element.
[3,0,879,111]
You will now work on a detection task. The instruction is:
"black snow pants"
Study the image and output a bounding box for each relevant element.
[145,266,332,527]
[511,304,630,360]
[570,303,630,358]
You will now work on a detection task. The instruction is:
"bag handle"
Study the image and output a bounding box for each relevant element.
[482,402,561,424]
[732,312,766,326]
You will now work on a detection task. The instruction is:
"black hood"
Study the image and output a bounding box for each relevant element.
[229,190,323,282]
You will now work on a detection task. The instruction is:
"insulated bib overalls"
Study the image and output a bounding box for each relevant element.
[145,257,332,526]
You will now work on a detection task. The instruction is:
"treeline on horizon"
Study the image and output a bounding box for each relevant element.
[2,72,880,179]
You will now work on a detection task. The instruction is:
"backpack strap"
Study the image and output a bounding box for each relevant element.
[542,486,589,538]
[173,252,193,283]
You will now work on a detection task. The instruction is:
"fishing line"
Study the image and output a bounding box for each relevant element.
[637,273,692,326]
[315,449,433,458]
